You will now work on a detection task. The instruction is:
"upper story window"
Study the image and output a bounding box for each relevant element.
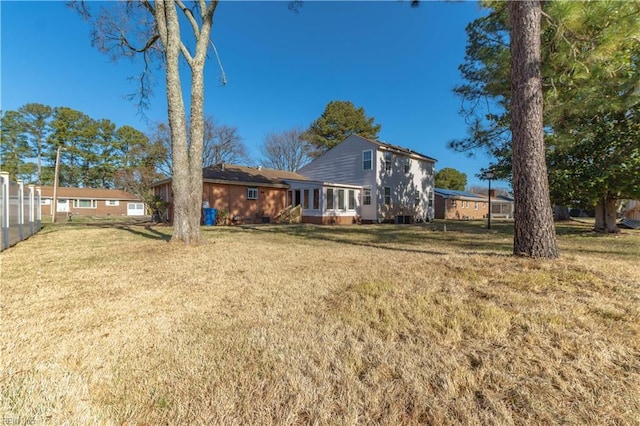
[247,187,258,200]
[404,158,411,174]
[363,150,372,170]
[384,152,393,172]
[414,190,420,206]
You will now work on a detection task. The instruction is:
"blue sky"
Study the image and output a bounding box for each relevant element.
[1,1,503,188]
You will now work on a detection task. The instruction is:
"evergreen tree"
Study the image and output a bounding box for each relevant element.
[435,168,467,191]
[0,110,35,182]
[17,103,53,184]
[306,100,381,155]
[453,1,640,234]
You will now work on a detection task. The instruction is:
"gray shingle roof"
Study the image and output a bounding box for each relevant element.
[202,164,309,185]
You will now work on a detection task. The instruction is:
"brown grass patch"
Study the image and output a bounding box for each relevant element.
[1,221,639,424]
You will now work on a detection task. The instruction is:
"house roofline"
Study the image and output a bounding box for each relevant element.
[203,178,290,189]
[284,178,362,189]
[350,134,438,163]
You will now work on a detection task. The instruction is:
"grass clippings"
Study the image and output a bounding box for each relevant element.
[1,220,639,425]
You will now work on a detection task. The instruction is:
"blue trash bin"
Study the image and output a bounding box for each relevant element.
[204,208,217,226]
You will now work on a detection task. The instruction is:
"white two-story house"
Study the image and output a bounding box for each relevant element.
[291,134,436,224]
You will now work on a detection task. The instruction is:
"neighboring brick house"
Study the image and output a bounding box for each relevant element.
[434,188,488,220]
[151,164,309,224]
[297,134,437,224]
[39,186,145,218]
[434,188,514,220]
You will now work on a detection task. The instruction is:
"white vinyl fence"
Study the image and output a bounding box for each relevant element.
[1,171,42,251]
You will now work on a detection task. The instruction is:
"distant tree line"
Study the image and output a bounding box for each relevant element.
[1,104,167,191]
[0,104,253,209]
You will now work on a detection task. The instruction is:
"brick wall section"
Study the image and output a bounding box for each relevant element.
[435,196,488,220]
[302,215,357,225]
[204,183,287,223]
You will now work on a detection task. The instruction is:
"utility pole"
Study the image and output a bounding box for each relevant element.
[52,146,62,223]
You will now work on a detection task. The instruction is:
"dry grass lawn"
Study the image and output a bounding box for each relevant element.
[1,220,639,425]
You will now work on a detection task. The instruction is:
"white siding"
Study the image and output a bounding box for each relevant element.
[298,134,435,222]
[298,134,378,186]
[376,149,434,222]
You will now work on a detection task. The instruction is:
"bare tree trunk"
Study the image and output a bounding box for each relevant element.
[155,0,200,244]
[509,0,558,258]
[594,197,619,233]
[185,2,216,244]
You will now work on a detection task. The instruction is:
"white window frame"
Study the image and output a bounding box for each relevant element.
[384,187,391,206]
[326,188,334,210]
[362,150,372,171]
[303,189,309,209]
[313,188,320,210]
[384,152,393,173]
[106,200,120,207]
[404,158,411,174]
[363,187,372,205]
[40,198,51,205]
[348,190,355,210]
[73,199,97,209]
[247,187,258,200]
[414,190,420,207]
[338,189,345,211]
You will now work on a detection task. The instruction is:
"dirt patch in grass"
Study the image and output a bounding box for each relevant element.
[2,222,639,424]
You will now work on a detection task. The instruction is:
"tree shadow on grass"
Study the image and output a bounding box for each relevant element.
[116,225,172,241]
[241,224,457,256]
[80,222,172,241]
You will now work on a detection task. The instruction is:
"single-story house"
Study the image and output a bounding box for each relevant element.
[434,188,514,220]
[152,164,309,224]
[39,186,145,218]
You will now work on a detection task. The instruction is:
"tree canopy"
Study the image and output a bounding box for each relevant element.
[0,103,165,202]
[306,100,381,155]
[435,167,467,191]
[452,1,640,233]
